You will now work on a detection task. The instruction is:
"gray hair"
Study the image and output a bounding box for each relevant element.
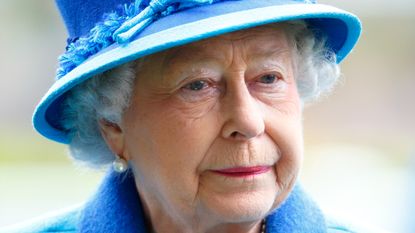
[61,20,340,168]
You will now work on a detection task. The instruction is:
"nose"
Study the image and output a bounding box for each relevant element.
[221,79,265,141]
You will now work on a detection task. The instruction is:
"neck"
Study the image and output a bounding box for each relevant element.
[204,220,264,233]
[148,218,264,233]
[136,179,266,233]
[141,199,265,233]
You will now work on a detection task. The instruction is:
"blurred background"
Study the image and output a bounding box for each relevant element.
[0,1,414,232]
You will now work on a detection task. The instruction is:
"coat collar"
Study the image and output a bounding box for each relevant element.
[79,170,327,233]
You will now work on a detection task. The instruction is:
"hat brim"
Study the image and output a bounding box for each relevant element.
[33,1,361,144]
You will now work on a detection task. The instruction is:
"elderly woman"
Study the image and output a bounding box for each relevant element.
[8,0,364,232]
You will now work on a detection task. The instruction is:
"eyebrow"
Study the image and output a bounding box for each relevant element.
[163,45,224,66]
[250,43,292,57]
[162,38,292,76]
[165,46,290,67]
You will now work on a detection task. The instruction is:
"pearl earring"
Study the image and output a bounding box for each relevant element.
[112,155,128,173]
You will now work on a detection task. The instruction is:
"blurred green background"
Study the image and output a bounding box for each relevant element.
[0,1,414,232]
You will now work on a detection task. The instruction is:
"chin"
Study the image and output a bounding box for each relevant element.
[199,183,279,223]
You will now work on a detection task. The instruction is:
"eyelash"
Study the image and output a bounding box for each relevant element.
[178,71,286,101]
[182,80,210,91]
[254,72,285,85]
[182,73,282,88]
[179,78,220,102]
[257,74,279,84]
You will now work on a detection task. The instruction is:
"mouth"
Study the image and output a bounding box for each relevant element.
[211,166,272,178]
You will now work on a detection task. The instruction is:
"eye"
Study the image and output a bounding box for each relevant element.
[258,74,278,84]
[183,80,208,91]
[179,79,220,103]
[250,72,287,95]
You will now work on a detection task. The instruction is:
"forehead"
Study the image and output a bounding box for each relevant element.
[163,24,290,64]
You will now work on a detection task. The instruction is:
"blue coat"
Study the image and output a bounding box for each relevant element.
[1,171,377,233]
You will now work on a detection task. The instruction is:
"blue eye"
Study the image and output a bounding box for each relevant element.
[184,80,207,91]
[259,74,277,84]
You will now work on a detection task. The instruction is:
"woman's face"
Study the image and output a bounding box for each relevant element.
[102,25,303,231]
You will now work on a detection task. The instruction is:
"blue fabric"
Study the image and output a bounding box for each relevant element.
[33,0,362,144]
[55,0,315,38]
[56,0,318,78]
[267,185,327,233]
[55,0,133,38]
[1,170,368,233]
[56,0,230,78]
[78,171,148,232]
[80,170,327,232]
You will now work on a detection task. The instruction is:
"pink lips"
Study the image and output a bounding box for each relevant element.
[212,166,271,177]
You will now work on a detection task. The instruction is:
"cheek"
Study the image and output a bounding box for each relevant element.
[150,98,220,164]
[272,120,303,188]
[263,85,303,192]
[261,112,302,209]
[123,97,221,203]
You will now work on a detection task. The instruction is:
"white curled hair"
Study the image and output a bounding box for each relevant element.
[61,20,340,168]
[284,21,340,101]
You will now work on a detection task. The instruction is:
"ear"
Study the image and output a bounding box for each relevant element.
[99,119,127,159]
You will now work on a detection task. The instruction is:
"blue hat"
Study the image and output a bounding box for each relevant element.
[33,0,361,143]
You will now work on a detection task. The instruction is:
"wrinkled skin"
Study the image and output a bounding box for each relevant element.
[100,24,303,233]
